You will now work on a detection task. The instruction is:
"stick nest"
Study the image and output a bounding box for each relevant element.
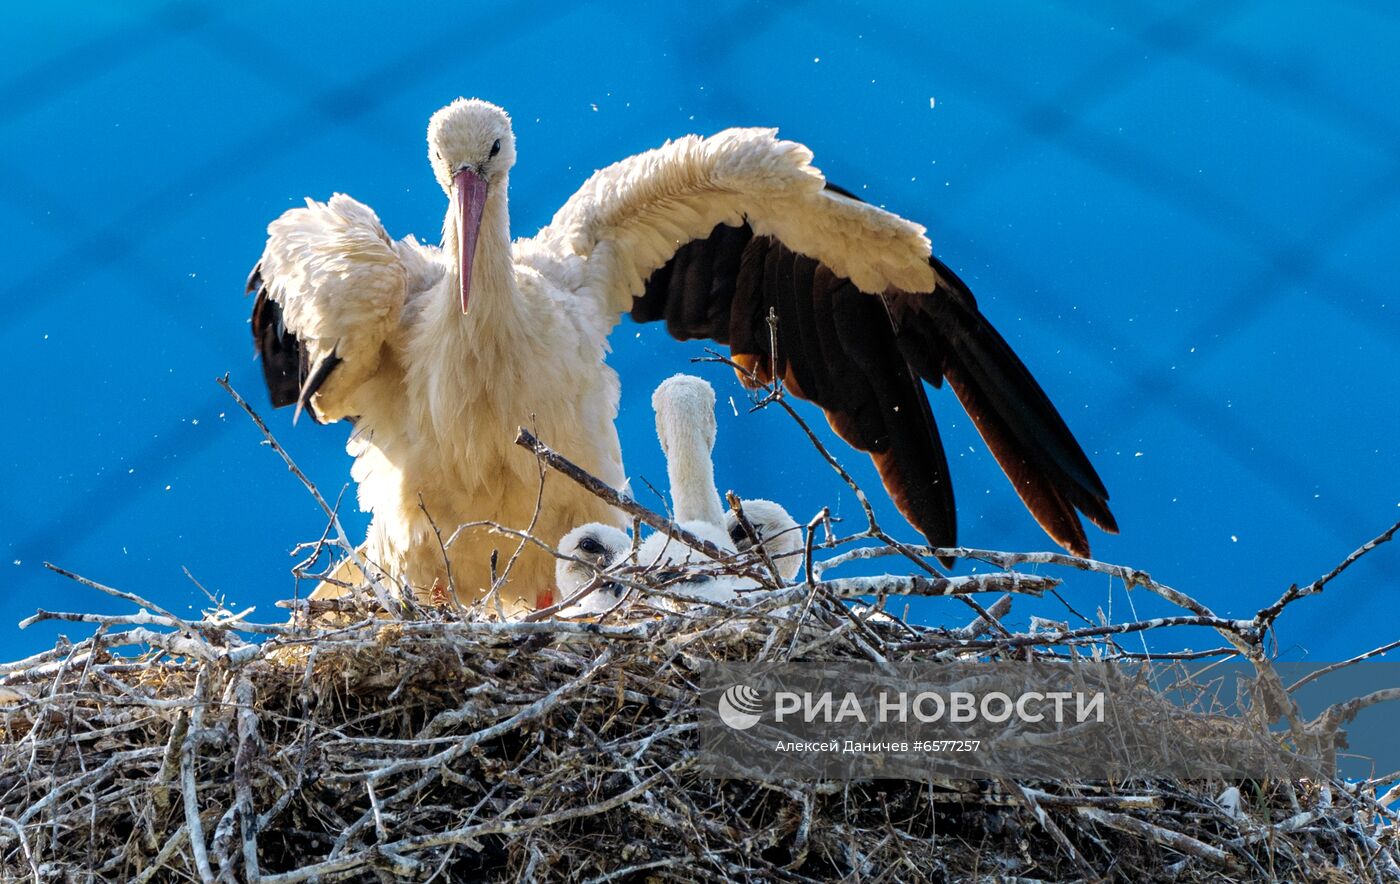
[3,378,1398,881]
[2,580,1398,883]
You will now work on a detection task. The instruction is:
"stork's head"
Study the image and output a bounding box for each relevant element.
[555,523,631,615]
[652,374,718,459]
[427,98,516,313]
[727,498,802,582]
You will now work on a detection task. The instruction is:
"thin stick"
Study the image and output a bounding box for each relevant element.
[41,564,197,635]
[181,670,216,884]
[514,427,728,561]
[898,614,1255,652]
[1257,518,1400,627]
[1077,806,1237,868]
[233,677,262,881]
[727,493,784,587]
[218,374,403,618]
[1288,638,1400,693]
[491,420,551,594]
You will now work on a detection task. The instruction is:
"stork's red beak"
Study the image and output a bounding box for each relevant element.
[454,168,488,314]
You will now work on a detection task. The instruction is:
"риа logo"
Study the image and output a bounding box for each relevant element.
[717,684,764,730]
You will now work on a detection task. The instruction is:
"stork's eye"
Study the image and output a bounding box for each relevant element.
[729,523,749,546]
[577,536,605,555]
[490,139,501,158]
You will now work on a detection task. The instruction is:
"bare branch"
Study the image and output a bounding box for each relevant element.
[1256,517,1400,628]
[218,374,404,618]
[515,427,729,561]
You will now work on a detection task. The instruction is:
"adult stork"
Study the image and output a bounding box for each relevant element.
[248,97,1116,612]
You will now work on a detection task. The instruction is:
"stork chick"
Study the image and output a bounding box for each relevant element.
[638,375,754,605]
[554,524,631,616]
[726,498,803,582]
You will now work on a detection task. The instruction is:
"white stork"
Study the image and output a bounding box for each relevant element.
[726,499,802,583]
[560,374,786,610]
[640,375,815,605]
[634,375,742,603]
[249,97,1116,613]
[554,523,630,616]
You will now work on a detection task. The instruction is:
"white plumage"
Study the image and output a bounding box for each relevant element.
[250,97,1115,614]
[554,523,631,616]
[554,375,800,612]
[635,375,774,606]
[253,100,633,613]
[726,498,802,583]
[528,127,935,315]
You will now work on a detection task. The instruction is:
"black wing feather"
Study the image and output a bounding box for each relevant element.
[248,264,304,409]
[889,255,1117,540]
[246,262,339,425]
[630,187,1116,556]
[633,224,961,549]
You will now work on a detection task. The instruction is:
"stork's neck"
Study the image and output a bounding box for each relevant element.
[442,174,521,329]
[659,420,726,528]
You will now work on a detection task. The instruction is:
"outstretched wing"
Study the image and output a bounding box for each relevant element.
[247,194,439,423]
[534,130,1115,555]
[885,252,1117,553]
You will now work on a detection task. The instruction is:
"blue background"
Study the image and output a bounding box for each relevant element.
[2,1,1396,662]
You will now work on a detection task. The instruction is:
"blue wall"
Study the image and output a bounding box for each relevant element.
[2,0,1396,662]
